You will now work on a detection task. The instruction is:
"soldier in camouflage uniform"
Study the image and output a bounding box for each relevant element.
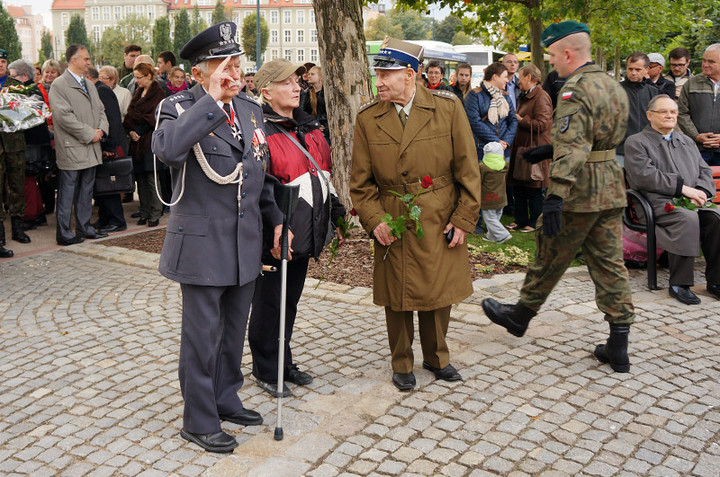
[0,48,31,259]
[481,21,636,373]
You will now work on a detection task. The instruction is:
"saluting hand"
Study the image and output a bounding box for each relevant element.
[207,56,236,102]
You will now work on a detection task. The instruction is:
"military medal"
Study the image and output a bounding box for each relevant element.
[252,121,268,162]
[221,104,243,143]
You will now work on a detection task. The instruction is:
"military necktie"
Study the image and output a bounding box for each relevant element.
[398,109,407,128]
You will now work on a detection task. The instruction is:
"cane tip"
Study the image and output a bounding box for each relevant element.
[274,427,284,441]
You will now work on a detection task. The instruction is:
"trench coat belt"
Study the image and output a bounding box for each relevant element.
[586,150,616,163]
[378,174,452,196]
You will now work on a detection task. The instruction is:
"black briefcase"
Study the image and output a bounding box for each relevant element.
[94,157,135,196]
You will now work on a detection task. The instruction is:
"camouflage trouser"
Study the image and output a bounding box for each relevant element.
[0,150,26,220]
[520,207,635,325]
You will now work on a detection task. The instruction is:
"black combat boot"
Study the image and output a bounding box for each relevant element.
[0,223,12,258]
[481,298,537,337]
[11,216,31,243]
[594,324,630,373]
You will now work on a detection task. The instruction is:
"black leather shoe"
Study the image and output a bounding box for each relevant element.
[422,362,462,381]
[286,366,313,386]
[708,284,720,300]
[137,218,147,225]
[481,298,537,337]
[392,372,416,391]
[594,324,631,373]
[147,219,160,227]
[257,379,291,398]
[130,211,141,217]
[219,408,263,426]
[11,217,30,243]
[99,224,127,233]
[57,236,85,246]
[0,246,13,258]
[180,429,237,453]
[669,285,701,305]
[84,231,109,239]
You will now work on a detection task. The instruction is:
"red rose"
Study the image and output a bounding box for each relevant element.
[349,208,357,216]
[421,175,433,189]
[665,202,675,212]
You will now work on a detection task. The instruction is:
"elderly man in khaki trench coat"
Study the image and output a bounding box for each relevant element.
[350,38,482,391]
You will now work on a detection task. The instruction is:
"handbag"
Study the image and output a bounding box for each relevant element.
[513,123,545,182]
[94,156,135,196]
[281,129,335,246]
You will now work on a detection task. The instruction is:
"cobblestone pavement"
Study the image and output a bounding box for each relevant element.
[1,243,719,476]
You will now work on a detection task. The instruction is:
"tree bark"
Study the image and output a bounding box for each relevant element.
[527,8,545,77]
[313,0,373,209]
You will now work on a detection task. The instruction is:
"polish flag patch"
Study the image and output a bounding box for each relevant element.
[561,91,573,100]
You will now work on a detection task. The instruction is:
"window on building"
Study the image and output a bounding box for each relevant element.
[102,6,111,20]
[271,30,278,43]
[284,49,292,61]
[91,7,99,21]
[297,10,304,24]
[114,6,122,19]
[61,13,69,27]
[310,49,318,62]
[297,49,304,62]
[283,10,291,24]
[284,30,291,43]
[125,6,133,17]
[93,25,100,42]
[270,10,278,24]
[310,10,315,24]
[311,29,317,42]
[148,6,154,20]
[136,5,145,15]
[271,49,279,60]
[297,30,304,43]
[244,11,252,18]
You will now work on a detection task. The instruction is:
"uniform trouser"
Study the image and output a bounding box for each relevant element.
[385,305,452,374]
[520,207,635,325]
[136,171,163,221]
[668,210,720,286]
[56,167,96,241]
[248,256,309,383]
[95,194,126,228]
[0,151,27,220]
[179,281,255,434]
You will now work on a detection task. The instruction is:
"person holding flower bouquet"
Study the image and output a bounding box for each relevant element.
[350,38,482,392]
[625,94,720,305]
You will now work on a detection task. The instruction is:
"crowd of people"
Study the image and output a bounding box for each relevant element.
[1,19,719,454]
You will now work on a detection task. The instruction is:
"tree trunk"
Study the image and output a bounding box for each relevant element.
[313,0,373,209]
[527,10,545,77]
[613,45,621,81]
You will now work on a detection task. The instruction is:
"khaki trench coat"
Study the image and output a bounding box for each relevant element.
[350,87,482,311]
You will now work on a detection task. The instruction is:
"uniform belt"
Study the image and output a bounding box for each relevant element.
[587,150,616,163]
[379,174,452,196]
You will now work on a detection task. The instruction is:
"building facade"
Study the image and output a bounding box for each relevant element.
[8,5,45,63]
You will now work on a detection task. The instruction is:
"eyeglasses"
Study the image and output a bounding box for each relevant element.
[670,63,687,68]
[133,74,147,80]
[649,109,678,116]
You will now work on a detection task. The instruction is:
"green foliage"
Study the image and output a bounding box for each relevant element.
[364,15,404,41]
[241,13,269,64]
[364,7,431,41]
[153,16,173,58]
[99,27,125,67]
[173,9,192,71]
[65,14,90,51]
[212,1,229,25]
[434,15,463,44]
[40,30,53,60]
[191,5,207,36]
[451,31,472,46]
[0,1,21,61]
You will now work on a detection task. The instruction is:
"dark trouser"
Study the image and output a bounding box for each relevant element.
[179,281,255,434]
[56,167,96,241]
[248,256,309,383]
[159,167,172,205]
[668,210,720,286]
[514,186,544,228]
[700,150,720,166]
[384,306,452,374]
[38,169,56,214]
[95,194,126,228]
[136,171,163,221]
[0,150,26,220]
[520,208,635,325]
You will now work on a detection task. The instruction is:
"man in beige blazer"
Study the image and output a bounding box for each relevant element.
[49,44,109,245]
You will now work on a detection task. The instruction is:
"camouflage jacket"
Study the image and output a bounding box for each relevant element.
[0,77,27,154]
[548,64,628,212]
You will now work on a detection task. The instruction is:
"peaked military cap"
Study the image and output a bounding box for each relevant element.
[180,22,244,66]
[372,37,423,72]
[541,21,590,48]
[0,49,7,61]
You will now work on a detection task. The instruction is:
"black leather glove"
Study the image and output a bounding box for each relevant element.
[542,195,564,238]
[523,144,554,164]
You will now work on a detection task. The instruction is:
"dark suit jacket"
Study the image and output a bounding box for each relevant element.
[152,84,283,287]
[95,82,127,156]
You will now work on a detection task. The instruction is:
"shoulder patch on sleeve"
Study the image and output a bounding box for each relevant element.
[358,97,379,113]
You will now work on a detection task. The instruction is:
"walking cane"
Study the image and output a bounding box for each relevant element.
[273,182,299,441]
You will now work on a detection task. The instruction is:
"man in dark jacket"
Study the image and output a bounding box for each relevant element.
[617,52,658,167]
[647,53,676,98]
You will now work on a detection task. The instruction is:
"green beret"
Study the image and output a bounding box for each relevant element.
[541,21,590,48]
[0,49,7,60]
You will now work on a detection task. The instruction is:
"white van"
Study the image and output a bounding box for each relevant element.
[453,44,506,88]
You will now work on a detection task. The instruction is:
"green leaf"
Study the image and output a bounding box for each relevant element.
[416,222,424,239]
[409,204,421,221]
[403,194,414,203]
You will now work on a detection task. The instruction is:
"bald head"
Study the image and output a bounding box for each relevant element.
[548,32,592,78]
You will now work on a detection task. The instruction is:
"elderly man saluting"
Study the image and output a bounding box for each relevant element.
[350,38,482,391]
[152,23,285,453]
[625,94,720,305]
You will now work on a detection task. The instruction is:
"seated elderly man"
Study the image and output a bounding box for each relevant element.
[625,94,720,305]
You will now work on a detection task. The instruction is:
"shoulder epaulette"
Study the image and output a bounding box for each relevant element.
[358,97,380,113]
[431,89,458,101]
[237,92,261,106]
[167,91,194,103]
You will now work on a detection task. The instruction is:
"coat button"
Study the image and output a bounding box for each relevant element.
[310,168,315,173]
[315,216,320,222]
[240,212,244,218]
[243,172,249,179]
[241,192,246,198]
[401,171,408,176]
[212,146,217,151]
[207,113,214,119]
[178,226,183,232]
